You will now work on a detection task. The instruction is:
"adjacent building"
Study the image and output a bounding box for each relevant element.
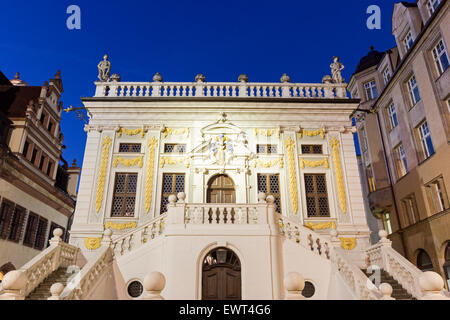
[0,71,80,278]
[348,0,450,289]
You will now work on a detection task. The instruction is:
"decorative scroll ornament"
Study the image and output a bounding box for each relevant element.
[340,237,357,250]
[298,128,325,139]
[252,158,284,168]
[254,128,280,138]
[105,221,137,231]
[330,137,347,213]
[117,127,146,138]
[284,137,298,214]
[305,221,336,230]
[113,156,144,168]
[160,157,190,168]
[162,127,190,138]
[299,158,329,169]
[96,136,112,212]
[84,237,102,250]
[145,137,158,213]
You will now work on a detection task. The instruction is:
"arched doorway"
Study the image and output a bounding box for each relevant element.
[202,247,241,300]
[207,174,236,204]
[417,249,434,272]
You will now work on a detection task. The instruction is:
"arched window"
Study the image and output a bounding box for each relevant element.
[417,249,434,272]
[444,242,450,290]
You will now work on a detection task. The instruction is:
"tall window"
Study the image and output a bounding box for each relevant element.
[432,39,449,75]
[402,194,419,225]
[23,213,48,250]
[8,205,26,243]
[427,0,441,16]
[417,121,435,159]
[417,249,434,272]
[22,140,30,158]
[304,174,330,217]
[407,75,421,106]
[161,173,185,214]
[426,177,448,214]
[394,144,408,178]
[111,173,138,217]
[404,31,414,51]
[364,80,378,100]
[382,213,393,235]
[366,165,376,193]
[0,200,14,239]
[383,67,392,85]
[387,103,399,129]
[257,174,281,213]
[34,217,48,250]
[256,144,277,154]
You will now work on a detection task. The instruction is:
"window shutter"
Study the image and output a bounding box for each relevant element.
[29,214,39,247]
[0,202,14,239]
[14,208,26,242]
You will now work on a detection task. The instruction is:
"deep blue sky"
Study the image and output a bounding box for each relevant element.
[1,0,400,165]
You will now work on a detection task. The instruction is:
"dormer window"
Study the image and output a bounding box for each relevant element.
[382,67,392,85]
[432,39,449,75]
[404,31,414,52]
[427,0,441,16]
[364,80,378,101]
[407,74,421,106]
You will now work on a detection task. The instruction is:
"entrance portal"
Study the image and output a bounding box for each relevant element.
[202,247,242,300]
[207,174,236,204]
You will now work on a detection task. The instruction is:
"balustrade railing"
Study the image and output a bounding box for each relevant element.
[185,204,261,225]
[95,81,348,99]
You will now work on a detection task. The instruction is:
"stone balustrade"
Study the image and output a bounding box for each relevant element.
[94,81,348,99]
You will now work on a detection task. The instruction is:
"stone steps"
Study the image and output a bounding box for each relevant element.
[362,269,415,300]
[26,268,72,300]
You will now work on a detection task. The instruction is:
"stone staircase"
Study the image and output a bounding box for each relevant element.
[26,268,72,300]
[362,269,415,300]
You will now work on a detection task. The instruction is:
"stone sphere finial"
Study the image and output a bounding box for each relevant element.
[195,74,206,83]
[284,272,305,300]
[281,73,291,83]
[53,228,64,238]
[258,192,266,203]
[153,72,163,82]
[266,195,275,204]
[143,272,166,300]
[168,194,177,204]
[2,270,27,291]
[177,192,186,203]
[419,271,445,293]
[238,74,248,83]
[110,73,121,82]
[50,283,65,297]
[379,283,394,300]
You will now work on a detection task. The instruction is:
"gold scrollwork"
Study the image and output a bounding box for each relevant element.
[298,128,325,139]
[145,137,158,213]
[117,127,146,138]
[162,128,190,138]
[113,156,144,168]
[252,158,284,168]
[330,137,346,214]
[285,138,298,214]
[299,158,329,169]
[105,221,137,231]
[340,237,357,250]
[305,221,336,230]
[160,157,190,168]
[84,237,102,250]
[96,136,112,212]
[254,128,280,138]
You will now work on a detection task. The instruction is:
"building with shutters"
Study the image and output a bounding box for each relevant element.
[0,70,80,279]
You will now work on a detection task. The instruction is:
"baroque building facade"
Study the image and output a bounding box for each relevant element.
[0,71,80,279]
[348,0,450,290]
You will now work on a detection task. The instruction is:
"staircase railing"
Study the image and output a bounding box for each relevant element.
[278,215,381,300]
[19,230,79,297]
[366,232,423,299]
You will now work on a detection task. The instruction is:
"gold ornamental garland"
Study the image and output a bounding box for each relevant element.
[305,221,336,230]
[113,156,144,168]
[160,157,190,168]
[145,137,158,213]
[162,128,190,138]
[330,137,347,214]
[252,158,284,168]
[299,158,329,169]
[96,136,112,212]
[298,128,325,139]
[254,128,280,138]
[117,127,146,138]
[105,221,137,230]
[284,138,298,214]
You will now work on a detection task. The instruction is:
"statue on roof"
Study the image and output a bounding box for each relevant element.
[97,54,111,82]
[330,56,345,84]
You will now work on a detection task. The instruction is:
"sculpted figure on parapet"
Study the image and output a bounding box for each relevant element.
[330,56,345,84]
[97,54,111,82]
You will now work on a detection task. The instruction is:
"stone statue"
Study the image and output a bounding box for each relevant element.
[97,54,111,82]
[330,56,345,84]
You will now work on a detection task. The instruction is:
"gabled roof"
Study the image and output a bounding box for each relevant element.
[353,47,385,75]
[0,85,42,117]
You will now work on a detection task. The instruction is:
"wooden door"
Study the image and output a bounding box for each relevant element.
[207,175,236,204]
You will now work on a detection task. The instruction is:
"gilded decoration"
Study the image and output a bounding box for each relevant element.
[299,158,329,169]
[113,156,144,168]
[160,157,190,168]
[96,136,112,212]
[252,158,284,168]
[84,237,102,250]
[117,127,145,138]
[162,127,190,138]
[145,137,158,213]
[254,128,280,138]
[330,137,347,213]
[105,221,137,230]
[298,128,325,139]
[305,221,336,230]
[284,137,298,214]
[340,237,357,250]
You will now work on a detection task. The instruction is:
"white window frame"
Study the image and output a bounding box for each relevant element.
[404,31,414,51]
[407,74,421,106]
[387,103,399,129]
[394,143,408,178]
[427,0,441,16]
[364,80,378,101]
[418,121,434,159]
[432,39,449,75]
[383,67,392,85]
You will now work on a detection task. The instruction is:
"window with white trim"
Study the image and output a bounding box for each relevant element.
[425,177,448,214]
[407,74,421,106]
[427,0,441,16]
[432,39,449,75]
[364,80,378,100]
[366,164,376,193]
[382,67,392,85]
[417,121,435,159]
[387,103,399,129]
[403,31,414,52]
[402,194,419,225]
[394,143,408,179]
